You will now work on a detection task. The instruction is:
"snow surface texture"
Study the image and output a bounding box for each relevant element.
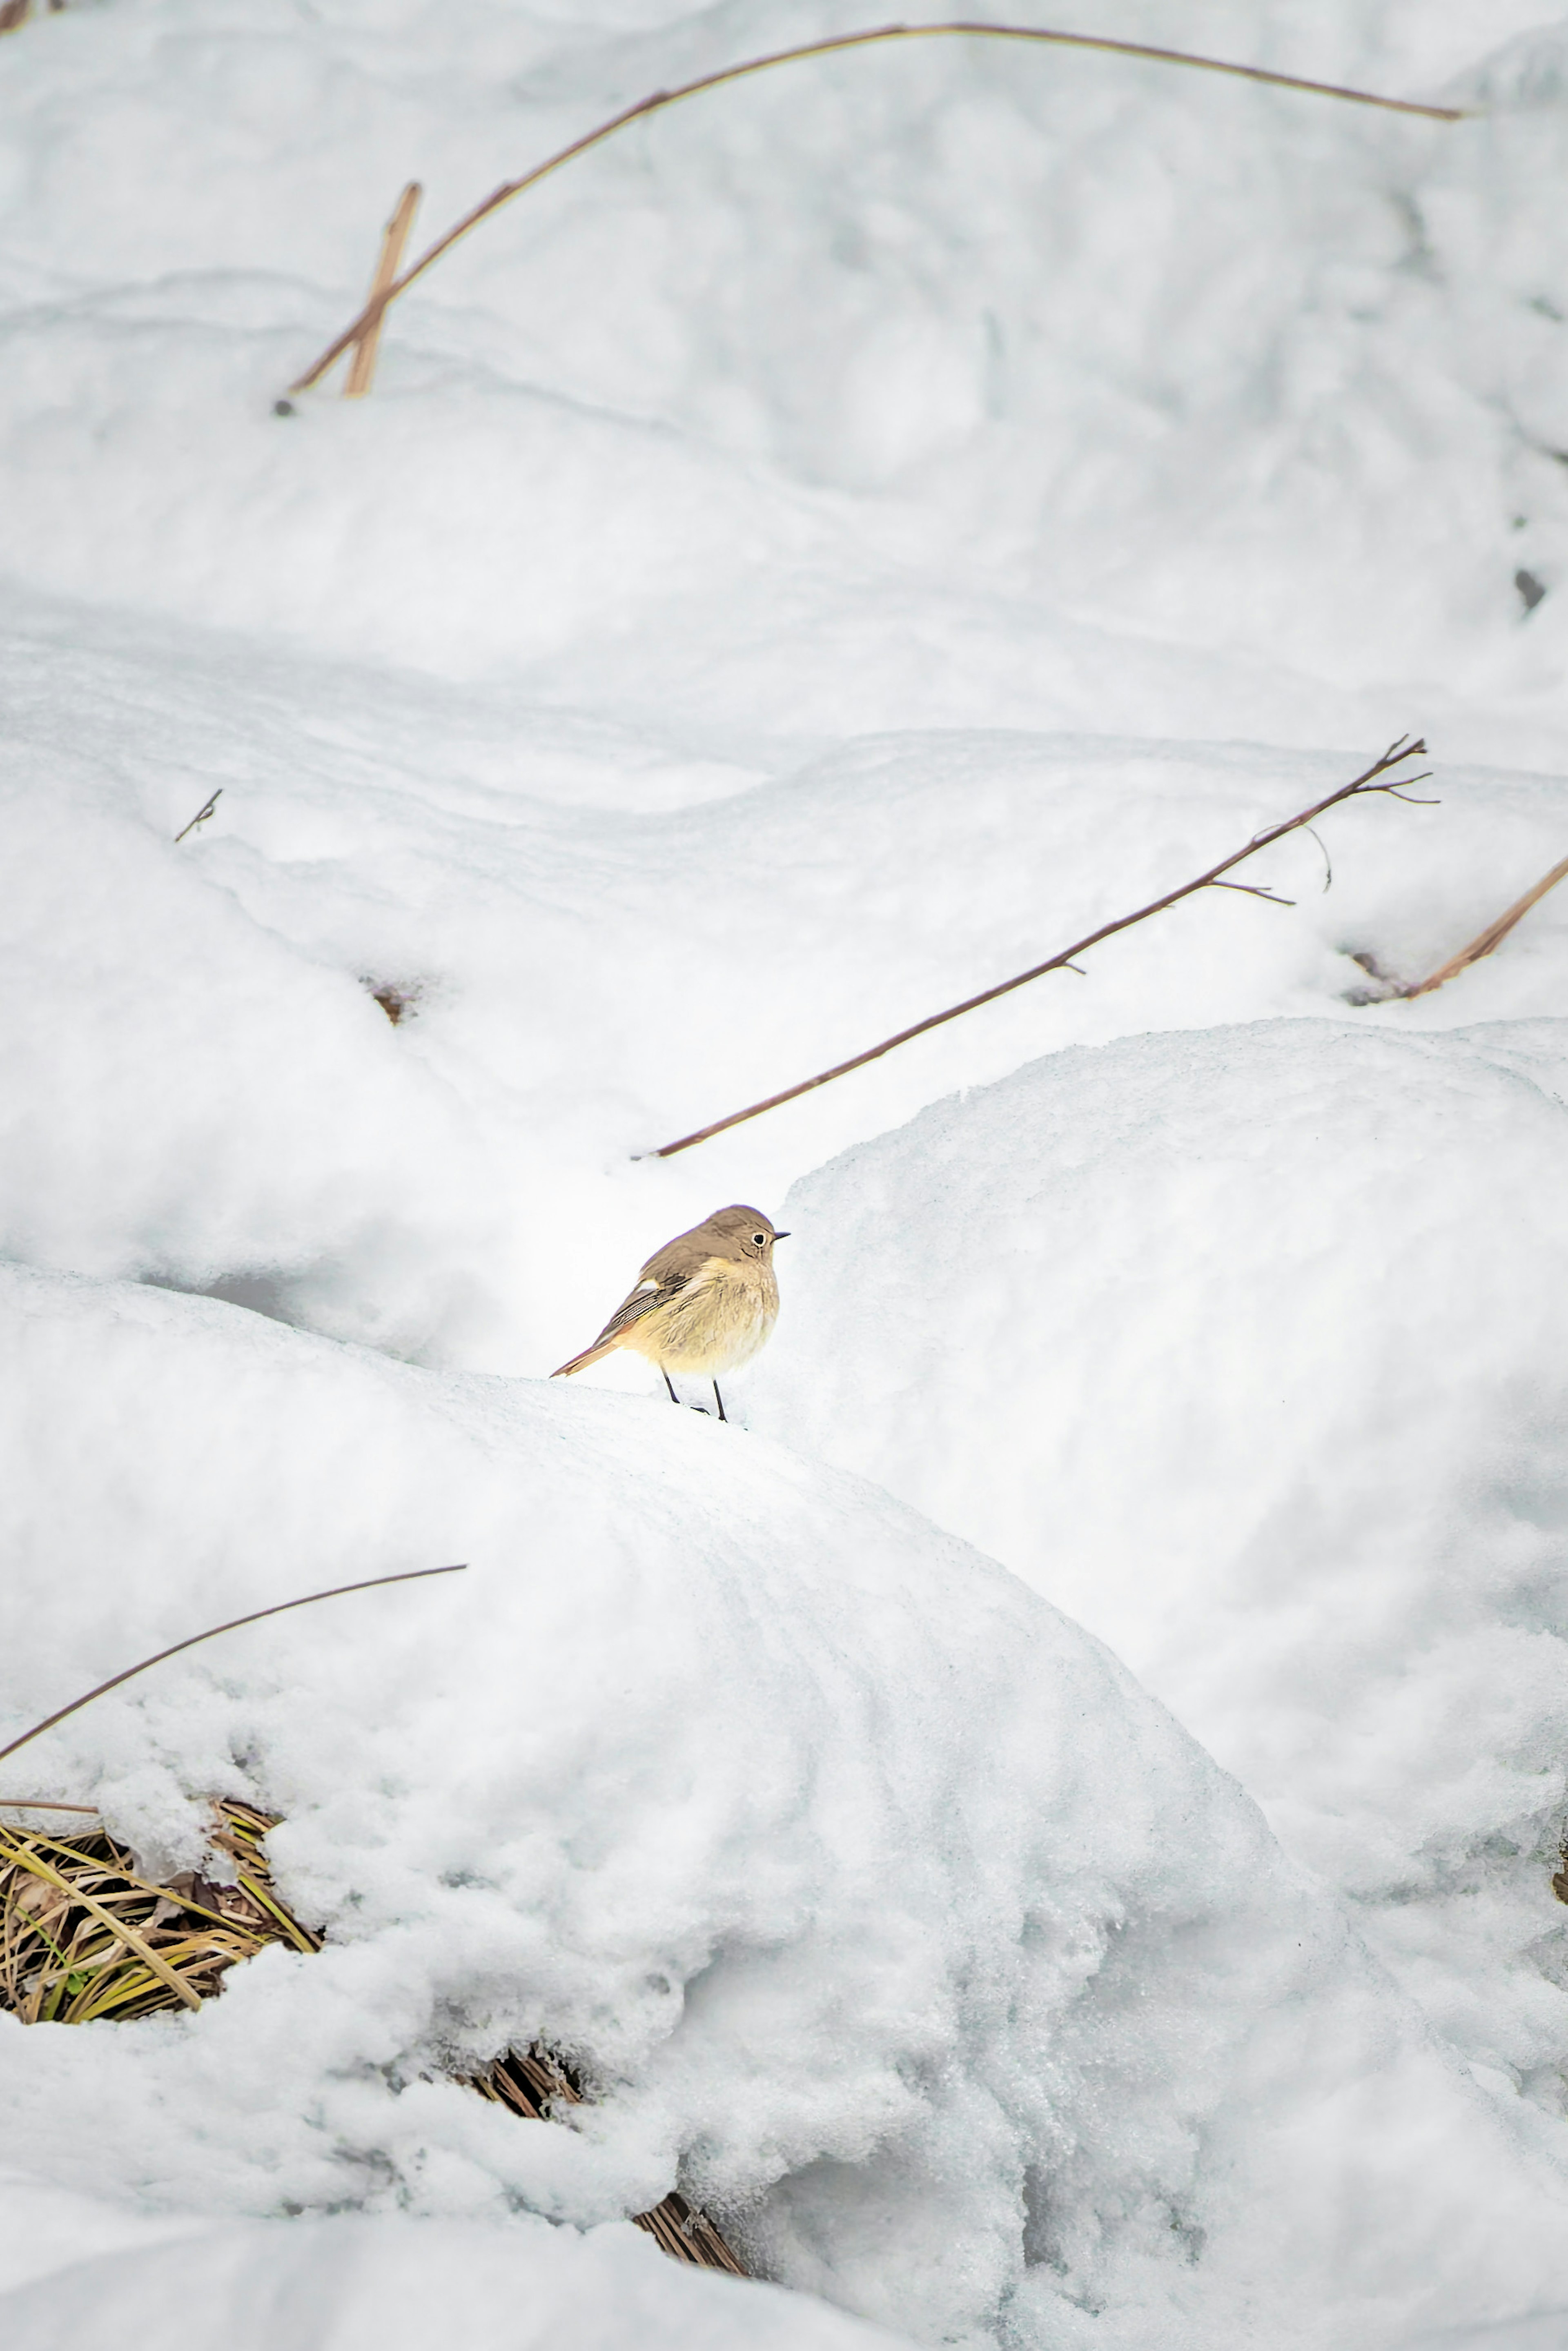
[752,1014,1568,2115]
[4,1266,1568,2351]
[0,2180,910,2351]
[3,0,1568,2344]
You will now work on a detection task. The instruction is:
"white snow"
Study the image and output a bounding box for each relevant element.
[2,0,1568,2344]
[0,2177,912,2351]
[4,1266,1568,2351]
[750,1018,1568,2113]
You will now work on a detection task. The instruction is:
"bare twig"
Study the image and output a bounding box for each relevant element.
[0,1564,467,1770]
[174,789,221,843]
[1401,850,1568,998]
[642,738,1431,1157]
[345,181,421,397]
[288,25,1466,394]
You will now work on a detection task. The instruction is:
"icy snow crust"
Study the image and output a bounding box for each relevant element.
[3,0,1568,2345]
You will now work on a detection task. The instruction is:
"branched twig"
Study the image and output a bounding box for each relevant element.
[642,738,1431,1157]
[0,1563,467,1771]
[174,789,221,844]
[287,24,1466,395]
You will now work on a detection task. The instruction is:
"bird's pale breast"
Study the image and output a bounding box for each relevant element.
[621,1255,779,1376]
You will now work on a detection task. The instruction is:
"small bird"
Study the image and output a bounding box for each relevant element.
[551,1205,788,1422]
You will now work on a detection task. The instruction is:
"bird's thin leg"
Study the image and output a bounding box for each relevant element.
[713,1383,727,1423]
[662,1369,679,1405]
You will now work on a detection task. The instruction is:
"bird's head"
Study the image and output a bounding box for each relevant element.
[706,1205,789,1261]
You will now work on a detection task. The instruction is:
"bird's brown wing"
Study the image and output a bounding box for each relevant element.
[591,1270,689,1350]
[550,1269,690,1380]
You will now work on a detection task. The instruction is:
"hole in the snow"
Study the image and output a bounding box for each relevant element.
[141,1270,310,1331]
[1341,949,1408,1005]
[1516,567,1548,613]
[363,978,422,1025]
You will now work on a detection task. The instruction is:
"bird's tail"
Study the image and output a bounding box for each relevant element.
[550,1337,622,1380]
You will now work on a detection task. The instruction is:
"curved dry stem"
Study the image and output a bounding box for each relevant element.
[0,1564,467,1771]
[289,22,1467,392]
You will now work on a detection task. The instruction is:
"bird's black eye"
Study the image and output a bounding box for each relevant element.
[753,1233,766,1245]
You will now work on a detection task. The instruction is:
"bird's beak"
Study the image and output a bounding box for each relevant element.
[774,1231,791,1240]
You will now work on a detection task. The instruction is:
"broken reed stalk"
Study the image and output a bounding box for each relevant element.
[0,1563,467,1772]
[1401,849,1568,998]
[345,182,421,397]
[288,24,1467,394]
[644,737,1434,1157]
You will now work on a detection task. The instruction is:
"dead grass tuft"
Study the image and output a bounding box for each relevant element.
[0,1800,318,2025]
[0,1805,747,2273]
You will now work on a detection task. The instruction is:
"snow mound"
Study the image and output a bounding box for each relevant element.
[8,591,1568,1392]
[751,1015,1568,2117]
[1,0,1568,716]
[0,2182,909,2351]
[1406,2321,1568,2351]
[1,1263,1564,2349]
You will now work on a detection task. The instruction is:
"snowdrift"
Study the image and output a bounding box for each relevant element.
[4,1,1568,2344]
[1,1265,1563,2349]
[6,603,1568,1391]
[0,2183,911,2351]
[752,1017,1568,2122]
[0,0,1566,739]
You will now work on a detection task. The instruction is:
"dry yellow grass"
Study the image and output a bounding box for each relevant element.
[0,1805,747,2274]
[0,1800,318,2025]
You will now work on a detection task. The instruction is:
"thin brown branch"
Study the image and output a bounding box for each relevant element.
[345,181,421,398]
[0,1564,467,1770]
[642,738,1430,1157]
[288,25,1466,394]
[0,1799,100,1813]
[1400,850,1568,999]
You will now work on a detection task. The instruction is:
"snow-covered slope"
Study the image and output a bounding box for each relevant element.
[2,0,1568,718]
[3,1265,1567,2351]
[0,2181,913,2351]
[4,1,1568,2345]
[751,1018,1568,2119]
